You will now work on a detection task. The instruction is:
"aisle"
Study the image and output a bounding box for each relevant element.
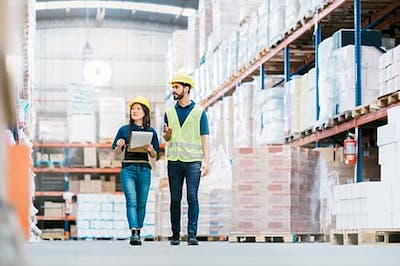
[26,241,400,266]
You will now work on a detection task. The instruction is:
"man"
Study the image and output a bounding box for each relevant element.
[163,73,210,246]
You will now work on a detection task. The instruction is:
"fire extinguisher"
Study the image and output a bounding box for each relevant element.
[344,136,357,165]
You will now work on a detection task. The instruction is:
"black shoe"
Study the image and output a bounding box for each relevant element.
[130,229,142,246]
[170,235,180,245]
[187,236,198,246]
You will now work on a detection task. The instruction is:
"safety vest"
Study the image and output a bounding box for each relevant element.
[166,104,203,162]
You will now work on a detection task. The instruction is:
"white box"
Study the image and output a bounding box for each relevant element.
[393,45,400,62]
[377,124,395,146]
[68,114,96,143]
[387,106,400,126]
[379,142,400,165]
[380,162,399,184]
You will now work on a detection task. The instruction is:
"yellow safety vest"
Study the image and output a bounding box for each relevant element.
[166,104,203,162]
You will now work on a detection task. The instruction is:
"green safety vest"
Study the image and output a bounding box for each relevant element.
[166,104,203,162]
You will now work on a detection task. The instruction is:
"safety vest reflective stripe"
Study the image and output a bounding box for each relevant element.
[167,150,203,160]
[168,142,202,150]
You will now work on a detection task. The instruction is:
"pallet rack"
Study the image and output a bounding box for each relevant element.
[33,142,120,239]
[199,0,400,182]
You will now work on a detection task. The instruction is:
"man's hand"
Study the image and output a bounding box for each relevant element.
[163,123,173,141]
[200,163,209,177]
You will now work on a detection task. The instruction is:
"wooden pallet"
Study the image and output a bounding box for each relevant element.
[300,127,314,137]
[228,233,325,243]
[228,234,294,243]
[330,229,400,245]
[293,233,325,243]
[41,236,66,241]
[352,103,380,117]
[154,235,227,242]
[377,90,400,107]
[324,110,353,129]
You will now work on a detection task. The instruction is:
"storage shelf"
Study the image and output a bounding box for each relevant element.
[290,101,400,147]
[199,0,399,109]
[200,0,350,108]
[34,191,75,197]
[34,191,123,196]
[36,215,76,221]
[198,0,399,148]
[33,142,112,148]
[33,167,121,173]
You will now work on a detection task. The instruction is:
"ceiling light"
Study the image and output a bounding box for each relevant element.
[35,1,197,17]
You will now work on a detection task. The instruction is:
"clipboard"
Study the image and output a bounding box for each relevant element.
[129,131,153,149]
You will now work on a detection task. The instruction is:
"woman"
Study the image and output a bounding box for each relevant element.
[112,96,159,246]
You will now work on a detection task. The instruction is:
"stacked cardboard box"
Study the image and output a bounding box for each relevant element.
[155,177,171,237]
[79,174,102,193]
[199,0,213,57]
[333,45,382,114]
[210,0,239,50]
[315,147,354,235]
[98,97,126,142]
[231,146,320,234]
[233,83,254,147]
[77,193,129,239]
[269,0,285,46]
[377,106,400,227]
[44,201,65,218]
[187,15,200,73]
[379,45,400,96]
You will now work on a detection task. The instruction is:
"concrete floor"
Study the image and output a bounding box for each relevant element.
[25,240,400,266]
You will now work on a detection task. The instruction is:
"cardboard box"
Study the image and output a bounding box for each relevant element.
[84,147,97,167]
[44,201,65,217]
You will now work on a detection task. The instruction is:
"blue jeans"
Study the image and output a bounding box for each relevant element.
[120,164,151,229]
[168,160,201,237]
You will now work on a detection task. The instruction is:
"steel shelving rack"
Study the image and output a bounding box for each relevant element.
[33,142,120,238]
[199,0,400,182]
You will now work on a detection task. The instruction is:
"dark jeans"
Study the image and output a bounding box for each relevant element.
[168,160,201,237]
[120,164,151,229]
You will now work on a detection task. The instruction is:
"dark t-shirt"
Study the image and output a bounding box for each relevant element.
[164,101,209,135]
[112,124,159,168]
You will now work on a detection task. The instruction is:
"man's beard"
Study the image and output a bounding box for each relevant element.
[173,91,184,100]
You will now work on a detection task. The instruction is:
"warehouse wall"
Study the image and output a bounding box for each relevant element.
[34,20,173,114]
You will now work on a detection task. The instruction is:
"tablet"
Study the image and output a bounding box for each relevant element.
[129,131,153,149]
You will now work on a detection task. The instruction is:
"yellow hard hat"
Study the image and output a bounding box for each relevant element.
[169,73,194,89]
[129,96,151,112]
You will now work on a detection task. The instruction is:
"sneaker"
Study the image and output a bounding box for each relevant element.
[170,235,180,246]
[187,236,198,246]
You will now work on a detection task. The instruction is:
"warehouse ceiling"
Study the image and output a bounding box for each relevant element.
[36,0,199,28]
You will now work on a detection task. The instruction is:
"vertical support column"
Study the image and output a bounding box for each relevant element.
[284,47,290,82]
[260,64,265,132]
[315,23,321,148]
[354,0,363,183]
[260,64,265,90]
[64,147,70,238]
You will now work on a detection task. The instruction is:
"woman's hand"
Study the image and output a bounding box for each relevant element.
[145,144,156,158]
[114,139,125,155]
[116,139,125,148]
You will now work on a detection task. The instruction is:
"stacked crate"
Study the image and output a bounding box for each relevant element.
[98,97,126,143]
[231,146,320,234]
[332,45,382,114]
[210,0,239,50]
[68,84,96,143]
[76,193,117,238]
[379,45,400,96]
[378,106,400,227]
